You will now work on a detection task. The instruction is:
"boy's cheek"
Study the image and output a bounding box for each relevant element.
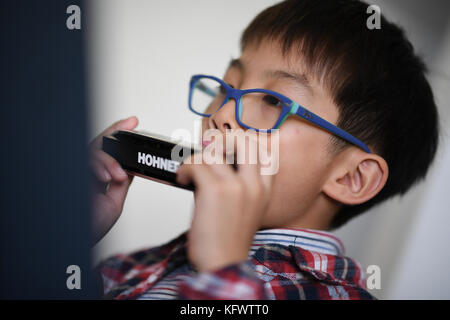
[259,125,330,226]
[261,161,324,227]
[278,121,327,162]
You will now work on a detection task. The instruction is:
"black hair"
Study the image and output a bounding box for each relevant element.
[241,0,439,229]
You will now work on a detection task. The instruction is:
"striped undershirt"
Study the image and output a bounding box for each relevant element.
[138,228,345,300]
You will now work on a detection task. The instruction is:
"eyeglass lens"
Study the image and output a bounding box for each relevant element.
[191,78,283,130]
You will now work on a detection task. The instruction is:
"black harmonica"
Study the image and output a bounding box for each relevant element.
[101,130,199,191]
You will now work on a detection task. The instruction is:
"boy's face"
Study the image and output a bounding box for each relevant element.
[201,40,342,229]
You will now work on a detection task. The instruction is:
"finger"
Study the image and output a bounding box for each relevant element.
[234,131,276,196]
[104,175,134,216]
[90,116,139,149]
[254,133,276,192]
[176,161,218,190]
[234,131,261,182]
[259,167,274,194]
[207,160,235,178]
[90,155,112,183]
[92,150,128,182]
[201,141,235,178]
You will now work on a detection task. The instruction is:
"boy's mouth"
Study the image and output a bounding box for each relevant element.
[201,139,212,148]
[201,137,237,165]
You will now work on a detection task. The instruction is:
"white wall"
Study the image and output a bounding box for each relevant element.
[333,0,450,299]
[380,22,450,300]
[87,0,450,299]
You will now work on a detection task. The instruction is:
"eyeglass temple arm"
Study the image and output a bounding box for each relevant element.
[292,102,371,153]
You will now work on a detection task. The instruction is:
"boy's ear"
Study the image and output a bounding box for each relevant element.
[322,151,389,205]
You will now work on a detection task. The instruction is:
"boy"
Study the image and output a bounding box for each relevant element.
[91,0,439,299]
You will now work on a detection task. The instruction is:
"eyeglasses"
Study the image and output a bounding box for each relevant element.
[188,74,370,153]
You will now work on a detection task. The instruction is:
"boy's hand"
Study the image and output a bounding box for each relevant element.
[89,116,139,243]
[176,132,274,272]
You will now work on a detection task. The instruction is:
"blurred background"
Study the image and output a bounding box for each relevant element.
[1,0,98,298]
[87,0,450,299]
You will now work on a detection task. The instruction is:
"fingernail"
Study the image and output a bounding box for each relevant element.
[120,116,133,122]
[116,166,127,178]
[103,170,111,181]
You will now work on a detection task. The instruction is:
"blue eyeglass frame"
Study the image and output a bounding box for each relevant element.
[188,74,371,153]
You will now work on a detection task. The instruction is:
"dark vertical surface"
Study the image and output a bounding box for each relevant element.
[0,0,98,298]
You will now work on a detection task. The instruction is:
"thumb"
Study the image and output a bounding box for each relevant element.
[103,116,139,136]
[91,116,139,149]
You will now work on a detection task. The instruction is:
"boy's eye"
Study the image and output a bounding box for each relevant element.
[262,94,282,107]
[217,82,233,95]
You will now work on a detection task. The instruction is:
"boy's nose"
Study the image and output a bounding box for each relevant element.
[208,99,241,132]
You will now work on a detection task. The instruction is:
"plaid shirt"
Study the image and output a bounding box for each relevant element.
[97,228,374,300]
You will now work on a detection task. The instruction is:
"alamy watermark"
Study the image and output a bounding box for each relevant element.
[66,5,81,30]
[170,121,280,176]
[366,264,381,290]
[66,264,81,290]
[366,4,381,30]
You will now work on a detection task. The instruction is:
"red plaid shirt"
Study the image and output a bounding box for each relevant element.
[97,228,374,300]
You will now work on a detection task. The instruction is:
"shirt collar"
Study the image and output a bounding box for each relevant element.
[249,227,345,257]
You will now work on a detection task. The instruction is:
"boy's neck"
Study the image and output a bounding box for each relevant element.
[277,195,340,231]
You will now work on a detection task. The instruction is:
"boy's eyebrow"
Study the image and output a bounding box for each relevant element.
[228,58,244,71]
[264,69,313,95]
[227,58,313,95]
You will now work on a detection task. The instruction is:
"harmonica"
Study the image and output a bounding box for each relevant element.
[102,130,199,191]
